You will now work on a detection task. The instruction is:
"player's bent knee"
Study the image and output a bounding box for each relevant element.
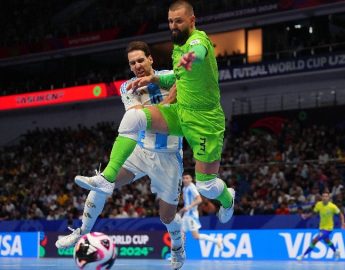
[160,214,175,224]
[118,109,147,137]
[196,178,224,199]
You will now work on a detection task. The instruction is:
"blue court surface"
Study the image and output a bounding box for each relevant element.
[0,258,344,270]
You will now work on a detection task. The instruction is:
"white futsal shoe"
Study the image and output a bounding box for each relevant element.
[171,244,186,270]
[218,188,236,223]
[296,254,304,261]
[55,227,82,249]
[75,170,114,195]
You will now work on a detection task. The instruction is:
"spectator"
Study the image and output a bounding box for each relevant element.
[275,202,290,215]
[1,117,345,220]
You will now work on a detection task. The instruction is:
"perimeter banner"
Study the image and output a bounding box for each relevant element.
[42,231,171,259]
[0,232,39,258]
[0,80,125,111]
[219,53,345,82]
[185,229,345,261]
[13,229,345,260]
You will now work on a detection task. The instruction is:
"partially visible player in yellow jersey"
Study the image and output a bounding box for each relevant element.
[297,190,345,260]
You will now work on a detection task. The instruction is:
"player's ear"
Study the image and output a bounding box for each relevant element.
[190,15,195,27]
[148,55,153,65]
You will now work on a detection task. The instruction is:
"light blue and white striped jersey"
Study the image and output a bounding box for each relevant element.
[120,70,183,153]
[183,182,200,218]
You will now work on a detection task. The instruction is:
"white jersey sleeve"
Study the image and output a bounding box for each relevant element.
[120,80,142,111]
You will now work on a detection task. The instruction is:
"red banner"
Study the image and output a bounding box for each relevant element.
[0,80,125,111]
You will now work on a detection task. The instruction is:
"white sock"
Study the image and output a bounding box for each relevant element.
[81,191,107,234]
[199,233,219,243]
[162,214,182,249]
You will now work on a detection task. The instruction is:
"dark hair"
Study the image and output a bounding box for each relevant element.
[126,41,151,57]
[183,171,194,178]
[322,189,330,195]
[169,0,194,15]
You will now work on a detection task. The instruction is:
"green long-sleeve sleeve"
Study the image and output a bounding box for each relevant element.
[158,73,176,89]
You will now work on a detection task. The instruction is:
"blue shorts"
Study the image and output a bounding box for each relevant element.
[317,230,332,241]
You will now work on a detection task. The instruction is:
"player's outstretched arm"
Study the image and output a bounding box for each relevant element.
[178,51,196,71]
[126,74,159,91]
[126,73,175,92]
[178,44,207,71]
[180,195,202,214]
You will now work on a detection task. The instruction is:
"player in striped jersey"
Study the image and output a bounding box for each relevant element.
[57,41,185,269]
[180,173,223,250]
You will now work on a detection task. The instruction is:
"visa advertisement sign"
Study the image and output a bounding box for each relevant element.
[0,232,39,258]
[185,229,345,260]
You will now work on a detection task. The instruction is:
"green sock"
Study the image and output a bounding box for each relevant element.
[102,136,137,182]
[195,172,217,181]
[216,183,232,208]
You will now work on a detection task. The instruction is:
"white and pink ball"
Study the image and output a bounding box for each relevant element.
[73,232,116,270]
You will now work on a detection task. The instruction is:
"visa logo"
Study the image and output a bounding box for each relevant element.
[0,235,23,256]
[280,232,345,259]
[199,233,253,258]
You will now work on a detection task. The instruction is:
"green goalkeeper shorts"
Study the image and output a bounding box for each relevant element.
[158,103,225,163]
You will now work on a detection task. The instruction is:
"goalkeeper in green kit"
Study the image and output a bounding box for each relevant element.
[76,0,235,224]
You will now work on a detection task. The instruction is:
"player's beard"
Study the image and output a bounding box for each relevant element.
[171,28,189,45]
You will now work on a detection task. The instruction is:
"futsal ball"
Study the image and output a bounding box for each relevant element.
[74,232,116,270]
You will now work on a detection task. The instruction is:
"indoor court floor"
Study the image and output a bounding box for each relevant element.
[0,258,344,270]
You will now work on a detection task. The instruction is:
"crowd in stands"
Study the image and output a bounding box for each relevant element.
[2,14,345,96]
[0,123,160,220]
[1,1,345,96]
[1,115,345,221]
[2,34,345,97]
[0,0,275,47]
[0,0,277,96]
[223,120,345,215]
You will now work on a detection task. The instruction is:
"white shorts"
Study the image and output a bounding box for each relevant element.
[123,145,183,205]
[182,215,201,232]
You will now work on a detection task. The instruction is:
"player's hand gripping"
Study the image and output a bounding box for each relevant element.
[126,74,155,93]
[178,51,196,71]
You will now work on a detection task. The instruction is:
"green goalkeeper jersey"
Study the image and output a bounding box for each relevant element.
[172,29,220,110]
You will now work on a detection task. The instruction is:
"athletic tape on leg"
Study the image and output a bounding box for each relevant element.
[163,214,182,249]
[196,178,224,199]
[81,191,107,234]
